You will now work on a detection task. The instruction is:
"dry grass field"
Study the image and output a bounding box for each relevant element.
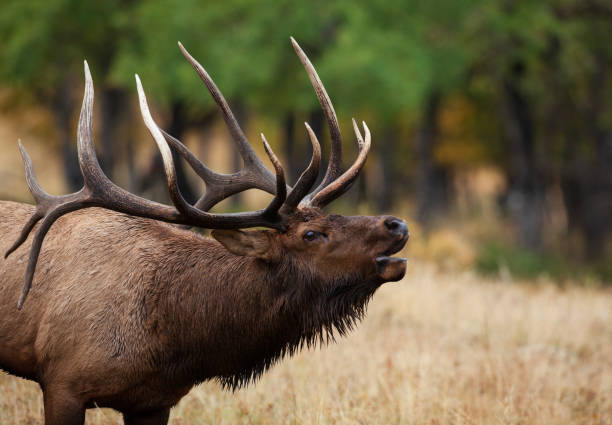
[1,262,610,425]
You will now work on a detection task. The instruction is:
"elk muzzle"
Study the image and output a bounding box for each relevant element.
[374,216,409,282]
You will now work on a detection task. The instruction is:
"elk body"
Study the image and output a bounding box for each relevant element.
[0,39,408,425]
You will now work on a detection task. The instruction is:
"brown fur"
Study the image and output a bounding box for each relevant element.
[0,201,407,424]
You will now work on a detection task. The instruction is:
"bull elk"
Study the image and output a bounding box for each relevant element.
[0,39,409,425]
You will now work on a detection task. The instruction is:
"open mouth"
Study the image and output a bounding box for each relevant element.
[374,234,408,282]
[381,236,407,257]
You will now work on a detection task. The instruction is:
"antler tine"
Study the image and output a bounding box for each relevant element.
[4,141,48,259]
[309,119,371,208]
[178,42,276,190]
[290,37,343,200]
[136,74,191,215]
[10,62,99,309]
[261,133,287,215]
[283,122,322,210]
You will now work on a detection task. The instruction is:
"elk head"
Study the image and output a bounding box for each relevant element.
[213,210,408,285]
[6,38,409,309]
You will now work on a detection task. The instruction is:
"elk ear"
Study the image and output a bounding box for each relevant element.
[212,229,279,262]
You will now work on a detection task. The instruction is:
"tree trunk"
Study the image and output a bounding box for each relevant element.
[167,102,197,204]
[547,34,610,260]
[285,110,325,187]
[580,55,611,259]
[283,112,297,183]
[51,75,82,191]
[501,62,545,251]
[416,91,451,226]
[98,87,128,180]
[377,129,396,212]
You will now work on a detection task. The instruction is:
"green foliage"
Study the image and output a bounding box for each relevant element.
[476,241,566,280]
[0,0,132,94]
[2,0,610,126]
[322,0,475,117]
[0,0,610,271]
[476,241,612,284]
[0,0,480,118]
[109,0,338,114]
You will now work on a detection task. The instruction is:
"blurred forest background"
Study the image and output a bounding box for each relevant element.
[0,0,611,282]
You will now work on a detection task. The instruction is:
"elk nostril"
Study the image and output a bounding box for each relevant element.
[384,218,399,230]
[384,218,407,236]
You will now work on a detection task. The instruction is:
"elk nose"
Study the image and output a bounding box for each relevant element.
[384,217,409,239]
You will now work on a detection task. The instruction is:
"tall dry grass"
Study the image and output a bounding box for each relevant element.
[1,262,610,424]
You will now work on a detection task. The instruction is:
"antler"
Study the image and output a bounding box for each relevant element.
[6,61,290,309]
[289,37,371,208]
[6,38,372,309]
[163,42,322,213]
[167,39,370,210]
[309,119,371,207]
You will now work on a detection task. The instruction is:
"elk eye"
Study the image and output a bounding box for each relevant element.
[303,230,318,242]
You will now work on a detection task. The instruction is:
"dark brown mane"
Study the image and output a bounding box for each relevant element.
[217,256,375,390]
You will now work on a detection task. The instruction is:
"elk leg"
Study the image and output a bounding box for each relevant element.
[122,408,170,425]
[42,388,85,425]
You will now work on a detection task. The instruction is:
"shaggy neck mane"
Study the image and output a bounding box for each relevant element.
[220,255,378,390]
[162,239,379,390]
